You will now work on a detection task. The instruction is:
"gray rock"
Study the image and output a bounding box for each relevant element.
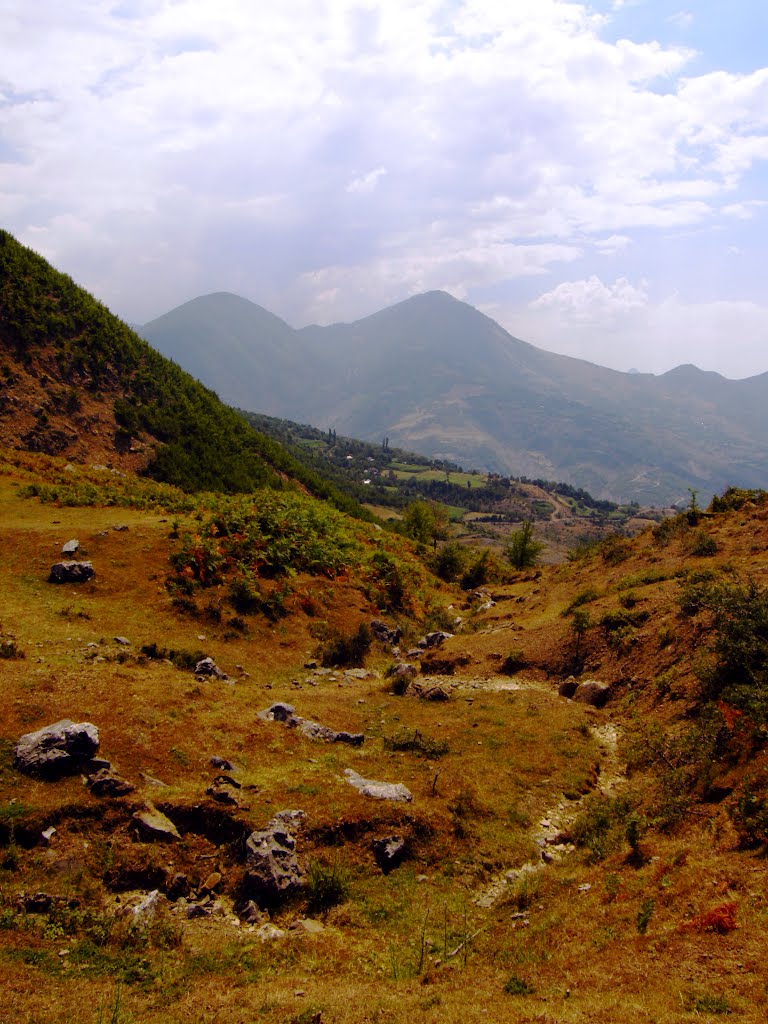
[417,631,454,649]
[114,636,130,646]
[243,809,306,908]
[210,755,234,771]
[132,808,181,842]
[573,680,611,708]
[260,703,364,746]
[290,917,325,934]
[234,898,266,924]
[48,561,95,584]
[87,768,135,797]
[194,657,234,683]
[206,774,242,805]
[343,769,413,802]
[386,662,417,696]
[370,619,402,646]
[558,676,578,698]
[61,539,79,556]
[14,720,100,777]
[372,835,407,873]
[186,902,211,919]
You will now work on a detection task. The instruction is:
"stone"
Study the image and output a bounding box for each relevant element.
[206,775,242,805]
[131,889,161,925]
[372,835,407,873]
[260,703,364,747]
[290,918,325,934]
[114,636,130,646]
[558,677,578,698]
[14,720,100,777]
[166,873,189,900]
[243,809,306,908]
[417,631,454,649]
[48,561,94,584]
[343,769,413,802]
[210,755,234,771]
[132,808,181,842]
[202,871,222,892]
[255,923,285,941]
[573,680,611,708]
[386,662,417,695]
[186,902,211,919]
[194,657,234,682]
[61,539,79,556]
[370,619,402,646]
[87,768,135,797]
[234,899,266,925]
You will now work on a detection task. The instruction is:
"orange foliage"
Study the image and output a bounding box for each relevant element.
[682,902,737,934]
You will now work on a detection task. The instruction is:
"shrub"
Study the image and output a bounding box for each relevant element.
[504,974,535,996]
[688,530,718,557]
[384,728,449,759]
[305,857,351,915]
[506,521,543,570]
[432,542,467,582]
[572,794,633,861]
[320,623,372,668]
[730,779,768,847]
[562,587,600,616]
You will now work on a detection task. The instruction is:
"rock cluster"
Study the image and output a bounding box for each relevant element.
[259,703,364,746]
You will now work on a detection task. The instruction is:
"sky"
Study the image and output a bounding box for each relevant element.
[2,0,768,378]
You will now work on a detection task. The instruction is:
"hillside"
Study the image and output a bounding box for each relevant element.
[0,231,364,518]
[142,289,768,505]
[2,445,768,1023]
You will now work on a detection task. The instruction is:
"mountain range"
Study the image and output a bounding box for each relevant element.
[141,290,768,505]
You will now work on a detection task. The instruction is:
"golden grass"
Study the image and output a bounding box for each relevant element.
[2,453,768,1022]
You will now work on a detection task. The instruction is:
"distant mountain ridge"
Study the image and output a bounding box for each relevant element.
[141,290,768,505]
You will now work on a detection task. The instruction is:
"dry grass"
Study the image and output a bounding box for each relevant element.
[2,454,768,1022]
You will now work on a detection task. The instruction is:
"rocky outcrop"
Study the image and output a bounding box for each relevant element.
[132,807,181,842]
[573,680,611,707]
[259,703,364,746]
[372,835,407,873]
[343,768,413,802]
[14,720,100,776]
[417,631,454,649]
[48,561,94,584]
[370,619,402,646]
[87,768,135,796]
[243,809,306,908]
[194,657,234,683]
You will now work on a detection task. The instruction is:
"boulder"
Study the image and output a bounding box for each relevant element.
[14,720,100,777]
[558,676,579,698]
[206,774,242,805]
[87,768,135,797]
[370,619,402,646]
[417,631,454,650]
[573,680,611,708]
[243,809,306,908]
[48,561,94,584]
[343,768,413,802]
[260,703,364,746]
[61,539,79,556]
[372,835,407,873]
[132,807,181,842]
[194,657,234,683]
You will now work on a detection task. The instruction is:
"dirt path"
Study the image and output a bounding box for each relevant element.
[433,674,626,909]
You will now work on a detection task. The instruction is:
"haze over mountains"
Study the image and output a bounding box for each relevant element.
[142,291,768,505]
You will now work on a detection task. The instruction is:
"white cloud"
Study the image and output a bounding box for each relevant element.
[346,167,388,194]
[1,0,767,378]
[497,275,768,379]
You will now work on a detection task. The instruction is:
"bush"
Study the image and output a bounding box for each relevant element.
[506,521,543,570]
[320,623,372,667]
[305,857,351,915]
[504,974,535,996]
[383,728,449,759]
[432,542,467,583]
[572,794,633,861]
[730,779,768,847]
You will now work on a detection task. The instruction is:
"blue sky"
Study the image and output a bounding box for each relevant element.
[2,0,767,377]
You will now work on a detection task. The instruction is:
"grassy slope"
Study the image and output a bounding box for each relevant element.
[1,455,767,1023]
[0,231,368,520]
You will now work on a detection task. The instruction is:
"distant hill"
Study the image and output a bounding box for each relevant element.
[142,290,768,505]
[0,230,365,516]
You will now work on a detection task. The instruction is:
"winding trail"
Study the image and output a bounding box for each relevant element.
[426,673,626,909]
